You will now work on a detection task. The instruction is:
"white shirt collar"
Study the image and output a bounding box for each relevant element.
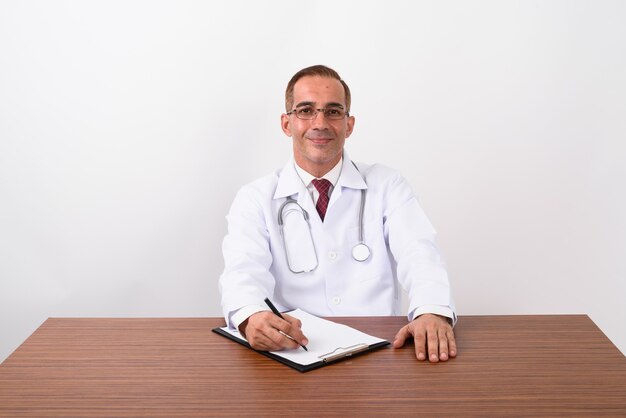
[273,151,365,201]
[294,157,343,188]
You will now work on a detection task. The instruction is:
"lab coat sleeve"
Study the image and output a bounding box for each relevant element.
[219,185,276,327]
[382,172,456,324]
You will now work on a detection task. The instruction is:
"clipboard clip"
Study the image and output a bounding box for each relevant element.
[318,343,370,363]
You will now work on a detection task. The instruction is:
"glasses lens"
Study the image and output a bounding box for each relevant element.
[324,108,346,120]
[294,106,346,120]
[295,107,316,119]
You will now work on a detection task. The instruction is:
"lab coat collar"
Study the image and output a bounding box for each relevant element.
[336,150,368,191]
[273,159,305,200]
[273,150,367,201]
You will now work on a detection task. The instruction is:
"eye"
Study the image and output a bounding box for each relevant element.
[297,107,314,115]
[325,108,345,118]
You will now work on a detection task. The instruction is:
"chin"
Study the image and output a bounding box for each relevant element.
[309,153,337,165]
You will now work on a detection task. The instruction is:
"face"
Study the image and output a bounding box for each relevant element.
[281,76,355,177]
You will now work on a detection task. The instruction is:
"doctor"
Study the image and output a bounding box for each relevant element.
[219,65,457,362]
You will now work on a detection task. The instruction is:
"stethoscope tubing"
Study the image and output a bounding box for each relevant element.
[277,162,371,272]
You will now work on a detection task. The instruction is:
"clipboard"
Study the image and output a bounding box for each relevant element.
[212,309,390,372]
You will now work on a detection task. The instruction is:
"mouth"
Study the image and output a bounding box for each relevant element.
[309,138,332,145]
[305,134,333,145]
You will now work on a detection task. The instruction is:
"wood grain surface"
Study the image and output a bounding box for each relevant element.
[1,315,625,417]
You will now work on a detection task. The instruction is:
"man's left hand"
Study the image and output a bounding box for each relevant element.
[392,313,457,362]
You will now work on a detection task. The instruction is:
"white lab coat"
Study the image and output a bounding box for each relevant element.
[219,151,456,327]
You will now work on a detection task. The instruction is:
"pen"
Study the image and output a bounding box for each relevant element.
[264,298,308,351]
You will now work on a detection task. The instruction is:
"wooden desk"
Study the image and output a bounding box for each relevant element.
[1,315,625,417]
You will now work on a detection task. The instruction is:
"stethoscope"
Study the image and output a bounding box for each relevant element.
[277,163,371,273]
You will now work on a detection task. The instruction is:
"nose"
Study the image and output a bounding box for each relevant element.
[310,110,330,128]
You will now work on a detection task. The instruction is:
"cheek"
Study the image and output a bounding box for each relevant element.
[292,130,305,142]
[334,126,349,140]
[289,122,307,139]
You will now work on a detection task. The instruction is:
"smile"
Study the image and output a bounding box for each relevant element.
[309,138,332,145]
[306,133,333,144]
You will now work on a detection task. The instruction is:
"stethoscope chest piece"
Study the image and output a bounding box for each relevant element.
[352,243,371,262]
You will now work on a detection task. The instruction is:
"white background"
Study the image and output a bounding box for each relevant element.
[1,1,625,362]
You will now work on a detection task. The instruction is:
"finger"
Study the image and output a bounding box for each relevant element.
[438,328,449,361]
[275,315,307,346]
[246,311,281,335]
[254,334,279,351]
[250,325,298,351]
[447,330,458,358]
[262,321,300,350]
[272,329,301,350]
[282,314,302,329]
[413,328,427,361]
[247,328,282,351]
[392,325,411,348]
[246,313,297,351]
[427,327,439,362]
[281,314,309,346]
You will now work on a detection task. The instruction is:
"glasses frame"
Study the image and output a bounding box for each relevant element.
[286,106,350,120]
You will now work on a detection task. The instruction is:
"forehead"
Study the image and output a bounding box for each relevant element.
[292,76,346,106]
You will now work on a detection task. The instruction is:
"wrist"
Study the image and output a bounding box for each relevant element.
[415,313,453,326]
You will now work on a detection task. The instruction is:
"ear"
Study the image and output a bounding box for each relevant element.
[345,115,355,138]
[281,114,292,137]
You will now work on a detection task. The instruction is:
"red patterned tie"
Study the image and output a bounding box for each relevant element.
[311,178,332,221]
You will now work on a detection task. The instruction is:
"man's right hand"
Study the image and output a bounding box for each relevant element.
[239,311,309,351]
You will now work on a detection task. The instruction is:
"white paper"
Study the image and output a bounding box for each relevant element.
[219,309,387,366]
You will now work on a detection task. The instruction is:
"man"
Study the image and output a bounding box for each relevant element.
[219,65,457,362]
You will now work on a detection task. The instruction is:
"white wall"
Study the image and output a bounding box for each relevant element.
[1,1,625,362]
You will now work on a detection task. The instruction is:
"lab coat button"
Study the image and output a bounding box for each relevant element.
[332,296,341,305]
[328,251,337,260]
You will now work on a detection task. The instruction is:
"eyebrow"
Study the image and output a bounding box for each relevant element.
[294,101,345,109]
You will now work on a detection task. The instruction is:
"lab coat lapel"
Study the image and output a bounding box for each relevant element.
[328,151,368,209]
[273,158,317,216]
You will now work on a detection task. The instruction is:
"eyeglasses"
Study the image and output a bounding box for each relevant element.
[287,106,349,120]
